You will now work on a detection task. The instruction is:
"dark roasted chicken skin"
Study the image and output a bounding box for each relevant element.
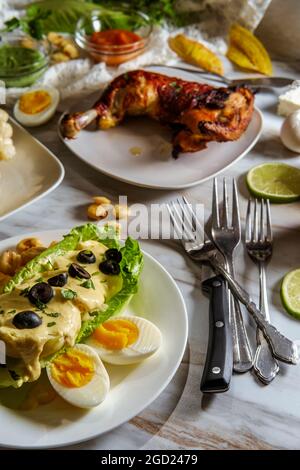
[61,70,255,158]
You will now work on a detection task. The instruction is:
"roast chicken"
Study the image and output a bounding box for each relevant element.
[61,70,255,158]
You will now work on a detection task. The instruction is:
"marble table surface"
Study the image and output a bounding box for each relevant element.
[2,66,300,450]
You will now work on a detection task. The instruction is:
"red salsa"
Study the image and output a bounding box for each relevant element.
[90,30,142,47]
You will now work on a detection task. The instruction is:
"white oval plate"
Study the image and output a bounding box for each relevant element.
[0,230,188,449]
[0,118,64,221]
[59,66,263,190]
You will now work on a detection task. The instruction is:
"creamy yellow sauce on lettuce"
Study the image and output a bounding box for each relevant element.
[0,240,122,384]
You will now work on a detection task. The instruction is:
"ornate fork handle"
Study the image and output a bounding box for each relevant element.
[209,255,298,365]
[254,261,279,383]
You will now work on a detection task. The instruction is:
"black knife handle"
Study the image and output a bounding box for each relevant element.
[200,275,233,393]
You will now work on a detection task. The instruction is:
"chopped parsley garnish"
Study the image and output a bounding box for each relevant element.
[92,272,100,276]
[20,287,30,297]
[35,299,46,311]
[61,288,77,300]
[46,312,60,318]
[89,311,98,317]
[7,309,16,315]
[170,81,182,91]
[47,322,56,327]
[80,279,95,290]
[8,370,20,381]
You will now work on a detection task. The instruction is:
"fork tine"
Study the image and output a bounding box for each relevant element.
[182,195,195,229]
[177,197,194,233]
[170,201,194,242]
[167,203,181,240]
[212,178,220,229]
[232,179,241,233]
[245,199,252,243]
[181,195,205,237]
[259,199,264,242]
[222,178,229,228]
[171,201,184,239]
[266,199,272,242]
[253,198,258,241]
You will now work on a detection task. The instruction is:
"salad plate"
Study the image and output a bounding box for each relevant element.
[0,117,64,221]
[59,66,263,190]
[0,228,188,448]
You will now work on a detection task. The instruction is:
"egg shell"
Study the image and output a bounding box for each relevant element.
[280,110,300,153]
[47,344,110,409]
[86,315,162,365]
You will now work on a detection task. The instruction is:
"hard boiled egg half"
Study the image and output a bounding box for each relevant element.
[47,344,109,408]
[14,86,59,127]
[86,316,162,365]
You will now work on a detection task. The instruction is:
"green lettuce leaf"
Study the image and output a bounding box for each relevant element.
[3,223,118,294]
[0,223,143,389]
[26,0,102,35]
[7,0,149,38]
[77,236,143,342]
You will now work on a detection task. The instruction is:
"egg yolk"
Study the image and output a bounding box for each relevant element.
[51,349,94,388]
[92,319,139,350]
[19,90,51,115]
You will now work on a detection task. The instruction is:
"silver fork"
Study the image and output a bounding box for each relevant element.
[211,178,253,373]
[168,197,233,393]
[167,197,299,366]
[245,199,279,384]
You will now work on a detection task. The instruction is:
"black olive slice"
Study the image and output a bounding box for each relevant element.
[77,250,96,264]
[99,260,120,275]
[28,282,54,306]
[68,263,91,279]
[48,272,68,287]
[13,311,42,329]
[105,248,122,263]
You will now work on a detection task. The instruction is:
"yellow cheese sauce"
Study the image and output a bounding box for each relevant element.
[0,241,122,383]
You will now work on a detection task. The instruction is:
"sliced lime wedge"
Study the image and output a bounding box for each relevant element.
[246,163,300,203]
[281,269,300,319]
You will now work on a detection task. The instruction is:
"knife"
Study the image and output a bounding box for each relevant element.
[201,268,233,394]
[148,65,294,88]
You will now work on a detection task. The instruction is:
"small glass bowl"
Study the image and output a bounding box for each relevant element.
[75,8,152,66]
[0,32,50,88]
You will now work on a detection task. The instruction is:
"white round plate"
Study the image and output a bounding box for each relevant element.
[59,66,263,190]
[0,230,188,449]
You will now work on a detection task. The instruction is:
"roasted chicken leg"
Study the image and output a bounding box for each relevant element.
[61,70,255,158]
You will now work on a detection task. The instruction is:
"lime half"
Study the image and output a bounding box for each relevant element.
[246,163,300,203]
[281,269,300,319]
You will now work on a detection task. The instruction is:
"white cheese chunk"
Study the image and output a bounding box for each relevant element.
[278,80,300,116]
